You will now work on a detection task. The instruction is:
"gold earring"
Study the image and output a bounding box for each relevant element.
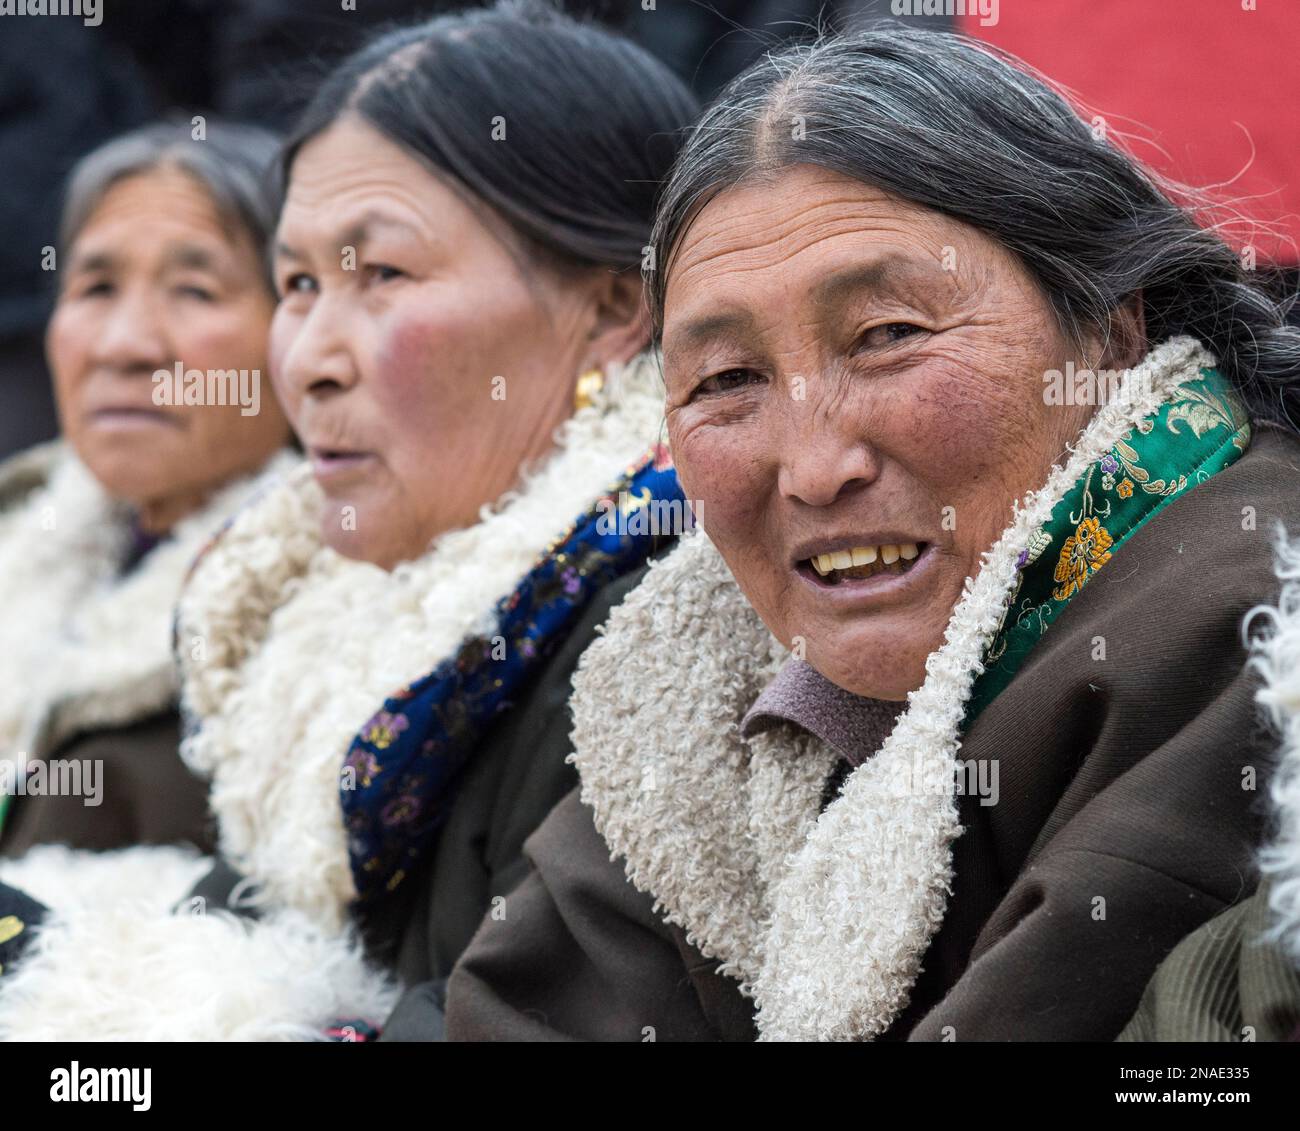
[574,366,605,412]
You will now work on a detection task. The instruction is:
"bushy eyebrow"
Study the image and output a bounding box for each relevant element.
[66,242,224,275]
[274,211,422,264]
[809,257,931,310]
[664,309,759,363]
[665,253,941,364]
[163,245,220,272]
[66,250,116,274]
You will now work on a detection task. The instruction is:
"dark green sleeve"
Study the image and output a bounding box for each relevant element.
[1118,883,1300,1042]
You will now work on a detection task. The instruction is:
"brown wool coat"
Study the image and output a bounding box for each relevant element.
[0,443,292,860]
[446,423,1300,1042]
[0,712,215,857]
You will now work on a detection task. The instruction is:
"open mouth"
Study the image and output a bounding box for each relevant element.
[797,542,927,586]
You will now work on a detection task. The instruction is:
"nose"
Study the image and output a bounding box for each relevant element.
[89,282,169,375]
[776,389,881,507]
[274,291,359,400]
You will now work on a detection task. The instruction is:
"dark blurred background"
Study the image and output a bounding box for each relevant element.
[2,0,1296,458]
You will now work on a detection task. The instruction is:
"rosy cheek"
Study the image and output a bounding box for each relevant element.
[891,374,1041,561]
[267,314,304,416]
[267,319,291,381]
[46,310,89,410]
[674,418,768,533]
[893,372,1013,484]
[373,310,445,418]
[219,312,270,365]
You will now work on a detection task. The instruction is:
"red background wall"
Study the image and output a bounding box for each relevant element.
[964,0,1299,264]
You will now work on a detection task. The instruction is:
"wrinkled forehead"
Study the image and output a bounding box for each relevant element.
[277,116,564,291]
[667,166,973,280]
[660,167,987,361]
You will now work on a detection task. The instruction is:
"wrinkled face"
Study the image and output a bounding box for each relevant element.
[271,116,594,570]
[48,168,287,526]
[662,165,1099,700]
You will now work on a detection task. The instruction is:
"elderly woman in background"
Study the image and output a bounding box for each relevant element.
[446,29,1300,1041]
[0,3,696,1039]
[0,121,293,858]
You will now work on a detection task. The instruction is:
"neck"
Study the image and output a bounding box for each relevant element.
[133,488,210,536]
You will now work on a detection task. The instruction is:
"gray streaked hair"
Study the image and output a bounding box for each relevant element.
[649,27,1300,429]
[59,118,283,289]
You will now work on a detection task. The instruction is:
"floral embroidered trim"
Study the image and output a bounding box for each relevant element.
[967,367,1250,725]
[341,444,683,906]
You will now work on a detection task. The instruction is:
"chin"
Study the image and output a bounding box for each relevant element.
[320,522,380,565]
[79,453,180,507]
[319,512,418,571]
[807,628,929,702]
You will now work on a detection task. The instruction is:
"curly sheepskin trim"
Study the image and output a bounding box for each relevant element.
[0,357,666,1040]
[1249,532,1300,966]
[571,337,1215,1041]
[0,446,297,763]
[173,353,668,931]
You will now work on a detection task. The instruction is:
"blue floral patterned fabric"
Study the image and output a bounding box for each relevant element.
[341,443,686,906]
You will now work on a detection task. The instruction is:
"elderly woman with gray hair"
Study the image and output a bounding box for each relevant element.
[0,121,294,858]
[445,28,1300,1041]
[0,3,697,1039]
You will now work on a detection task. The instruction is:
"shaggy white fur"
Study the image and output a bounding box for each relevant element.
[176,352,666,930]
[0,842,210,913]
[0,904,398,1041]
[0,443,298,764]
[571,337,1216,1041]
[0,847,397,1041]
[1249,533,1300,966]
[0,354,666,1040]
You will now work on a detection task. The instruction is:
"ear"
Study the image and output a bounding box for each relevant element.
[1095,291,1148,370]
[583,268,651,371]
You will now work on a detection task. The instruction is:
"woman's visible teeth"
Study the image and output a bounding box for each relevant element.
[809,543,921,577]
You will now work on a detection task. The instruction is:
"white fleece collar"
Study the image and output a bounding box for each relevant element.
[1252,532,1300,966]
[570,337,1216,1041]
[0,443,297,765]
[175,353,667,932]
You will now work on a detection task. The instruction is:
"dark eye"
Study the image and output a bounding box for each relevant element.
[282,273,317,297]
[368,264,404,283]
[695,369,764,397]
[860,322,926,348]
[177,285,215,302]
[79,280,113,299]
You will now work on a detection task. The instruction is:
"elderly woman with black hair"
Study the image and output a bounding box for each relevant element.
[0,3,696,1039]
[446,28,1300,1042]
[0,121,294,858]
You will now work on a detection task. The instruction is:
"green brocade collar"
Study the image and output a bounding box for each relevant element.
[964,366,1251,726]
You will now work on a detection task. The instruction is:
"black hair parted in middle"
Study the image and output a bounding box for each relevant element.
[283,0,700,274]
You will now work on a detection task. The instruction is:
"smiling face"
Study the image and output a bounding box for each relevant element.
[662,165,1103,700]
[48,166,288,533]
[271,116,631,571]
